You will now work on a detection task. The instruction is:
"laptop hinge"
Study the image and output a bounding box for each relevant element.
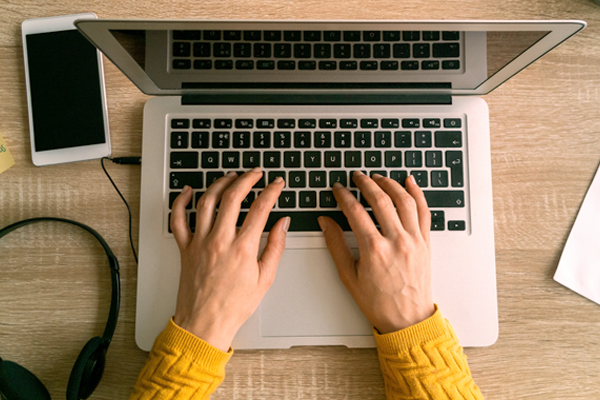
[181,93,452,106]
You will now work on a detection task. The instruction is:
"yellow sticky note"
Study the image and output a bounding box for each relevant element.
[0,133,15,174]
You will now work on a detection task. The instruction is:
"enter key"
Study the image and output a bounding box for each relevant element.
[446,150,464,187]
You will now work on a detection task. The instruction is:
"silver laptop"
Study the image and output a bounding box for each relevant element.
[76,19,585,350]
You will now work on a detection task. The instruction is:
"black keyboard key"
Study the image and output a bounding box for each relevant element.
[304,151,322,168]
[413,43,430,58]
[169,192,192,210]
[405,151,422,167]
[173,59,191,69]
[385,151,402,167]
[401,61,419,70]
[324,31,341,41]
[274,131,291,148]
[213,42,231,57]
[278,119,296,129]
[212,131,230,148]
[411,171,428,187]
[309,171,327,187]
[373,43,390,58]
[353,43,371,58]
[364,31,381,41]
[235,119,253,129]
[334,44,352,58]
[402,118,420,128]
[203,30,221,40]
[444,118,462,128]
[425,151,443,167]
[319,61,336,70]
[264,31,282,41]
[435,131,462,147]
[191,131,209,148]
[314,131,331,148]
[193,119,211,129]
[201,152,219,168]
[253,131,271,148]
[277,60,296,70]
[361,119,378,129]
[423,191,464,208]
[431,210,445,231]
[253,175,266,189]
[244,31,261,41]
[375,131,392,148]
[394,131,412,147]
[173,30,201,40]
[257,60,276,70]
[274,43,292,58]
[304,31,321,41]
[354,131,371,148]
[235,60,254,70]
[243,152,260,168]
[222,152,240,168]
[403,31,420,41]
[422,60,440,70]
[431,170,449,187]
[171,119,190,129]
[233,131,251,148]
[345,151,361,167]
[442,31,460,41]
[214,119,232,129]
[299,61,317,70]
[365,151,382,167]
[360,61,378,70]
[256,119,274,128]
[299,119,317,128]
[334,131,351,148]
[433,43,460,58]
[299,191,317,208]
[173,42,191,57]
[415,131,432,147]
[171,151,198,169]
[423,118,441,128]
[254,43,272,58]
[207,172,225,186]
[325,151,342,167]
[193,42,211,57]
[268,171,286,186]
[214,60,233,70]
[370,170,387,178]
[279,191,296,208]
[263,152,281,168]
[340,119,358,128]
[289,171,306,187]
[383,31,401,41]
[241,192,256,209]
[330,171,347,187]
[381,119,399,128]
[284,151,301,168]
[340,61,358,70]
[189,212,196,232]
[320,191,337,208]
[234,43,252,57]
[170,172,203,189]
[423,31,440,41]
[446,151,464,187]
[448,220,466,231]
[343,31,361,41]
[390,171,408,186]
[294,43,312,58]
[349,170,367,188]
[393,43,410,58]
[224,30,242,40]
[171,132,189,149]
[294,131,311,148]
[442,60,460,70]
[283,31,301,41]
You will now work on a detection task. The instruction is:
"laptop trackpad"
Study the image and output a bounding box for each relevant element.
[260,249,373,337]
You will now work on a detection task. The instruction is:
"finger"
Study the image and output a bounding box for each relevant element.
[331,181,381,248]
[238,176,285,240]
[170,185,193,251]
[405,175,431,242]
[258,216,290,287]
[318,216,357,290]
[212,168,263,238]
[351,171,401,236]
[195,171,238,238]
[371,174,419,236]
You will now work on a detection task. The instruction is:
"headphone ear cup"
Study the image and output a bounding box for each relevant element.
[66,337,106,400]
[0,359,50,400]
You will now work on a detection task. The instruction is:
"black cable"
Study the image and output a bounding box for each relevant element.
[101,156,141,264]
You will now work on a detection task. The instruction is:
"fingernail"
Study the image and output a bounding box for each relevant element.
[354,170,364,176]
[372,173,382,179]
[251,167,261,173]
[282,217,291,232]
[333,182,344,189]
[274,176,284,183]
[317,216,327,232]
[227,171,238,177]
[409,175,416,185]
[182,185,191,193]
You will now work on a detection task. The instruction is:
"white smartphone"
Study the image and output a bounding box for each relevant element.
[22,14,111,166]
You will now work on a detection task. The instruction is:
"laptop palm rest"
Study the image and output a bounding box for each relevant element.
[260,248,373,338]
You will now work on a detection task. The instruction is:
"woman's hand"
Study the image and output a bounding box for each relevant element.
[319,172,435,334]
[170,169,290,351]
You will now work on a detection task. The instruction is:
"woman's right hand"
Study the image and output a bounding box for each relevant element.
[318,171,435,334]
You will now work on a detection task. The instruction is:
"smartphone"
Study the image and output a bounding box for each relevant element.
[22,14,110,166]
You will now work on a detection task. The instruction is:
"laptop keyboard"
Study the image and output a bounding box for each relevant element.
[167,114,468,233]
[170,30,461,72]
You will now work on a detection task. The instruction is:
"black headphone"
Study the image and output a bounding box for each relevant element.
[0,218,120,400]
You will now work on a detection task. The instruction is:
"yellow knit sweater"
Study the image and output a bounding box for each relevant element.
[129,308,484,399]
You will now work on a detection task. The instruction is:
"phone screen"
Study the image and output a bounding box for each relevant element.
[26,30,106,152]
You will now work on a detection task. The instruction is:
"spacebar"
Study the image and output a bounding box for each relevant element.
[237,211,356,232]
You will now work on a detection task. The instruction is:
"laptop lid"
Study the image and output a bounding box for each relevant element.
[74,19,585,98]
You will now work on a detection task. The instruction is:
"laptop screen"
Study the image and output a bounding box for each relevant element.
[75,20,585,96]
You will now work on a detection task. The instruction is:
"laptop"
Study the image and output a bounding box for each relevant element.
[75,19,585,350]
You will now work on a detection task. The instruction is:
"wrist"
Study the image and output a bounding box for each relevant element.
[174,313,239,352]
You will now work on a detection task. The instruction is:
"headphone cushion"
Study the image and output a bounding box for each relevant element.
[0,359,50,400]
[66,336,105,400]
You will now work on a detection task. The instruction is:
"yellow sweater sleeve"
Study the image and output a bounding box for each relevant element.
[129,318,233,400]
[374,306,484,400]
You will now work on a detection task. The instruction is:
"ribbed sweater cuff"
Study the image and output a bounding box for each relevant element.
[374,305,448,355]
[156,318,233,375]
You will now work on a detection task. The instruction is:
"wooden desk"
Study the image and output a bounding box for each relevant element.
[2,1,600,399]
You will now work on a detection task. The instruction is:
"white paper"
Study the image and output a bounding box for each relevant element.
[554,162,600,305]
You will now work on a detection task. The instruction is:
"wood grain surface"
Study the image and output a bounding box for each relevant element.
[1,1,600,399]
